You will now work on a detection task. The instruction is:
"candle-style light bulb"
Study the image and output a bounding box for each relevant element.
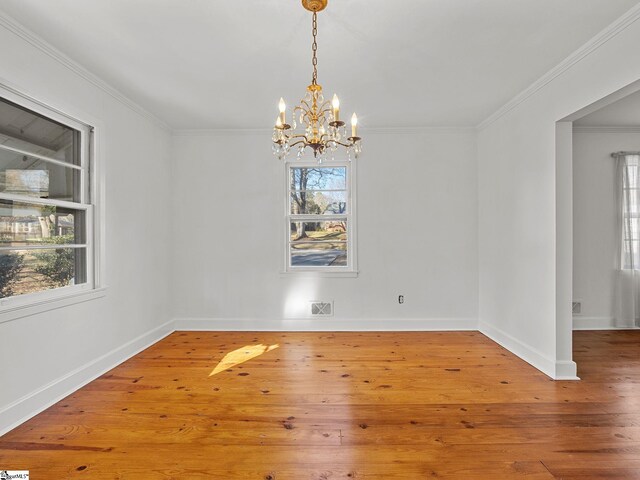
[278,97,286,124]
[332,94,340,122]
[351,113,358,137]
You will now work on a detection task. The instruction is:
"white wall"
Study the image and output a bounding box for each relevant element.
[1,4,635,438]
[0,21,173,432]
[572,129,640,328]
[477,12,640,378]
[171,130,478,329]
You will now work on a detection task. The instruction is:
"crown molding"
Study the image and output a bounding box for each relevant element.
[173,128,273,137]
[172,126,476,137]
[477,3,640,131]
[0,12,171,132]
[573,125,640,134]
[360,126,476,135]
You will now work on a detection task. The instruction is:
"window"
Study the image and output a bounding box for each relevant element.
[285,161,356,272]
[0,93,96,305]
[621,153,640,270]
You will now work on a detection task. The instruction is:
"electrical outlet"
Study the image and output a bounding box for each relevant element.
[572,301,582,315]
[398,295,404,304]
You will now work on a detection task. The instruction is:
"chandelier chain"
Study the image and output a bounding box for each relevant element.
[311,12,318,85]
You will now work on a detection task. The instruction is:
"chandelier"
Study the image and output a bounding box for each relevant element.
[272,0,362,162]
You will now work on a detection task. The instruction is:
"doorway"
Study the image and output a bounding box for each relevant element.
[556,79,640,377]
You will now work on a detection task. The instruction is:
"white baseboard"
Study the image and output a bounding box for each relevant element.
[478,321,578,380]
[173,317,478,332]
[555,360,580,380]
[573,316,640,330]
[0,319,174,436]
[573,316,614,330]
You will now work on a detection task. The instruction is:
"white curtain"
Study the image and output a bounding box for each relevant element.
[614,153,640,327]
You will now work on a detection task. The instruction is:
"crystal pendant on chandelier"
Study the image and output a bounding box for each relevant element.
[272,0,362,162]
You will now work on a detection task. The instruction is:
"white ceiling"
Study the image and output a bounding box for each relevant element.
[0,0,638,130]
[575,89,640,126]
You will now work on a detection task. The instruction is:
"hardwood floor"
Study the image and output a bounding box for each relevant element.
[1,330,640,479]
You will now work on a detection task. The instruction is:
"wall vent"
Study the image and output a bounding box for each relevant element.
[572,301,582,315]
[310,301,333,317]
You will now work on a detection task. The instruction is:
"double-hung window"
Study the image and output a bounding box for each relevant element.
[0,93,95,305]
[620,153,640,269]
[285,160,356,273]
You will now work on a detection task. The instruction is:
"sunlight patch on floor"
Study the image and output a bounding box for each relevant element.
[209,344,279,376]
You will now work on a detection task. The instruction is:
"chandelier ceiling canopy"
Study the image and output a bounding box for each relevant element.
[272,0,362,162]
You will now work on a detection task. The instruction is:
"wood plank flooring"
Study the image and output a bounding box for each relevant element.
[1,330,640,479]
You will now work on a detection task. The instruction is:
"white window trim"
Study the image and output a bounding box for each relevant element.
[0,82,105,320]
[282,158,358,276]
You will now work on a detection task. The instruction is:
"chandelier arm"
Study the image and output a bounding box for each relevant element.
[302,112,315,124]
[295,108,313,124]
[297,100,313,112]
[290,140,309,147]
[332,140,357,148]
[292,105,308,121]
[318,115,331,125]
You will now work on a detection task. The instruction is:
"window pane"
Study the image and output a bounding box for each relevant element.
[290,191,347,214]
[290,242,347,267]
[290,221,347,242]
[290,167,346,191]
[290,221,347,267]
[626,165,638,189]
[0,247,86,299]
[0,98,79,166]
[624,215,640,241]
[623,239,638,270]
[0,148,80,201]
[0,199,84,246]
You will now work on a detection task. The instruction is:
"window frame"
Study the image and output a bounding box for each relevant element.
[621,154,640,270]
[0,83,103,315]
[283,158,358,275]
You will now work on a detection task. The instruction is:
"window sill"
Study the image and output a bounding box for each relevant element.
[280,270,359,278]
[0,286,108,324]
